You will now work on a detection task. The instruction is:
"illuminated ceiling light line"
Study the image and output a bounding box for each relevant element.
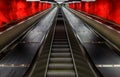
[0,64,30,67]
[96,64,120,67]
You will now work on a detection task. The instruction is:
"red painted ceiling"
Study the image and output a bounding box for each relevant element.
[69,0,120,25]
[0,0,51,27]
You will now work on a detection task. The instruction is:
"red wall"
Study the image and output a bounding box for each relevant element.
[69,0,120,25]
[0,0,51,27]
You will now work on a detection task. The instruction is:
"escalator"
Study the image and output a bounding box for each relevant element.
[30,7,98,77]
[0,7,57,77]
[46,10,76,77]
[63,6,120,77]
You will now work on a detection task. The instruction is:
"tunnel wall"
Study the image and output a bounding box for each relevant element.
[0,8,52,51]
[69,0,120,25]
[0,0,51,27]
[67,8,120,50]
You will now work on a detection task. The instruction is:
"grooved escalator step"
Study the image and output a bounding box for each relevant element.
[53,42,68,45]
[53,39,68,41]
[49,63,73,70]
[47,70,75,77]
[51,53,71,57]
[52,45,69,48]
[52,48,70,52]
[50,58,72,63]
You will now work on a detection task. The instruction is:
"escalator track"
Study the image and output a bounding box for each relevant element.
[45,8,77,77]
[30,7,99,77]
[0,7,57,77]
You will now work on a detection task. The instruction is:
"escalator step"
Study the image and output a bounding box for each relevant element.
[53,42,68,45]
[52,48,70,52]
[54,39,67,41]
[50,58,72,63]
[51,53,71,57]
[47,70,75,77]
[49,63,73,70]
[52,45,69,48]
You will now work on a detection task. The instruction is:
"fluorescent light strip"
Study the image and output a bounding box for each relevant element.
[0,32,3,34]
[117,31,120,33]
[96,64,120,67]
[0,64,30,67]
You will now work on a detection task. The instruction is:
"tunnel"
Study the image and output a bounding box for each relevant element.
[0,0,120,77]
